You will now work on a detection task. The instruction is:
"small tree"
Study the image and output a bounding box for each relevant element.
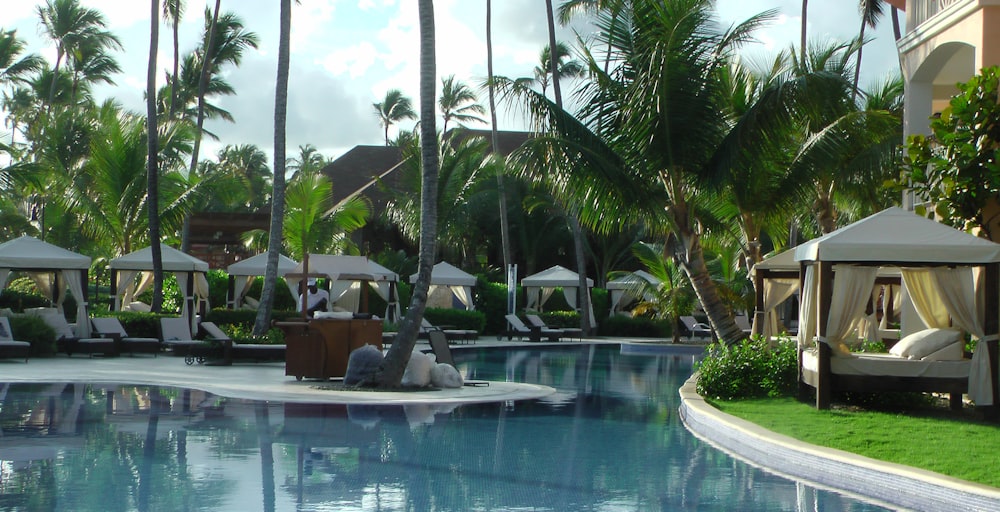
[901,66,1000,241]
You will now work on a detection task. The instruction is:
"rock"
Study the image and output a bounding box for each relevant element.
[430,363,464,388]
[401,350,434,387]
[344,344,383,385]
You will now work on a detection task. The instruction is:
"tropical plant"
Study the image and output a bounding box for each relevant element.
[373,89,417,146]
[617,242,697,344]
[532,41,585,99]
[281,173,369,260]
[485,0,513,273]
[162,0,185,118]
[439,75,485,133]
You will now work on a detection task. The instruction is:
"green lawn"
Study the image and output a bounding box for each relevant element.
[710,397,1000,488]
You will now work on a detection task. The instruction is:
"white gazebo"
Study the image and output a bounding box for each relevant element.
[0,236,92,336]
[288,255,400,321]
[109,244,210,334]
[606,270,661,315]
[521,265,595,325]
[225,253,299,309]
[409,261,477,310]
[795,207,1000,407]
[749,248,800,339]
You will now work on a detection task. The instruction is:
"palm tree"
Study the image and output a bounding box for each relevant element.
[0,29,44,87]
[852,0,887,100]
[485,0,513,281]
[533,41,584,98]
[373,89,417,145]
[147,0,165,312]
[163,0,185,118]
[369,0,438,387]
[35,0,121,109]
[254,0,291,335]
[287,144,330,181]
[439,75,485,133]
[281,173,369,259]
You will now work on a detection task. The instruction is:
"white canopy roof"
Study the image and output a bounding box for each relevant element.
[227,253,298,276]
[606,270,661,290]
[290,254,397,282]
[521,265,594,288]
[795,207,1000,264]
[409,261,476,286]
[110,244,209,272]
[0,236,90,269]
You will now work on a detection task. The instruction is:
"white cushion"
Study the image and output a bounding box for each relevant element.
[890,328,963,360]
[920,341,965,361]
[314,311,353,320]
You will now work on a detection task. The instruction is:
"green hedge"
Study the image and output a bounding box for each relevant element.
[423,307,486,332]
[0,288,50,312]
[598,314,671,338]
[695,337,798,399]
[8,315,57,356]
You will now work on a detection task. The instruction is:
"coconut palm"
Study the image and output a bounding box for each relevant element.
[0,29,44,87]
[439,75,485,133]
[67,38,121,105]
[532,42,584,98]
[147,0,165,312]
[851,0,887,100]
[373,89,417,146]
[287,144,330,181]
[162,0,185,118]
[282,173,369,259]
[485,0,513,275]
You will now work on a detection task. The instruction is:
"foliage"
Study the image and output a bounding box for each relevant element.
[532,310,578,329]
[900,66,1000,238]
[8,315,56,356]
[598,314,671,338]
[94,311,163,339]
[474,278,512,335]
[0,282,50,311]
[205,308,297,328]
[695,337,798,399]
[216,322,284,345]
[423,307,486,332]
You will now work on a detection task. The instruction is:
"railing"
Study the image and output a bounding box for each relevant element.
[907,0,964,30]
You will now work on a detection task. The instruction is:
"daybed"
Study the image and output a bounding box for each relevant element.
[199,321,285,364]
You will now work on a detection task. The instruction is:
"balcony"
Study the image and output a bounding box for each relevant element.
[906,0,965,30]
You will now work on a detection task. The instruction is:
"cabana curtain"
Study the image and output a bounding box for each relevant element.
[754,277,799,338]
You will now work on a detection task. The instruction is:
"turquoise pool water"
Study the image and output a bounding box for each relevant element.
[0,344,890,511]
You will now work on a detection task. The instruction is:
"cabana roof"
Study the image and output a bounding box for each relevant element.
[0,236,90,270]
[227,253,298,276]
[794,207,1000,264]
[522,265,594,288]
[291,255,397,282]
[110,244,209,272]
[606,270,661,290]
[409,261,476,286]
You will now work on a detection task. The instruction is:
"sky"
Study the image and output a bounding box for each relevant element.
[5,0,900,164]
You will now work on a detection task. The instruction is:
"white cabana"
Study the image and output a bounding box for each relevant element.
[288,255,400,322]
[795,207,1000,406]
[0,236,92,336]
[109,244,210,334]
[521,265,595,325]
[606,270,661,315]
[749,248,801,340]
[409,261,477,310]
[225,253,299,309]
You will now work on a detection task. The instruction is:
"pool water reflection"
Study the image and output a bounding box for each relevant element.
[0,344,890,511]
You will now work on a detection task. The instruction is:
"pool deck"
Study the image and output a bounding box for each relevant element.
[2,336,997,510]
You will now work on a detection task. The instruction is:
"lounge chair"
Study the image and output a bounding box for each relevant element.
[199,322,285,364]
[427,329,488,386]
[159,317,215,365]
[680,316,713,341]
[503,314,562,342]
[27,308,94,356]
[420,318,478,344]
[88,317,161,356]
[0,317,30,362]
[734,315,752,336]
[525,314,582,341]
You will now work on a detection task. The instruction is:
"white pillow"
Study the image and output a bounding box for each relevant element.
[920,341,965,361]
[314,311,353,320]
[890,328,963,360]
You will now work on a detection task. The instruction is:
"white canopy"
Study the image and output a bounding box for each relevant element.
[521,265,595,325]
[225,253,299,309]
[606,270,661,315]
[749,248,801,340]
[409,261,477,310]
[0,236,92,336]
[289,255,400,321]
[795,207,1000,406]
[109,244,210,334]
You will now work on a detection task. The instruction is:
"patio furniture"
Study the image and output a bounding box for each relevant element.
[525,314,582,341]
[420,318,478,344]
[28,308,89,356]
[89,317,161,356]
[502,314,562,342]
[680,316,713,341]
[0,317,30,362]
[159,317,215,365]
[199,322,285,364]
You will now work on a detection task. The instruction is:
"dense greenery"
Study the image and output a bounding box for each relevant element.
[695,337,798,399]
[7,315,57,356]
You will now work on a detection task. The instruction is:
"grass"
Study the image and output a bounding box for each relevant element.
[710,397,1000,488]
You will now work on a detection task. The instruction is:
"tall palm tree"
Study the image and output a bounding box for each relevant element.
[67,38,122,107]
[370,0,438,387]
[287,144,330,180]
[373,89,417,145]
[439,75,485,133]
[533,41,584,98]
[0,29,44,87]
[163,0,185,118]
[188,0,221,180]
[35,0,121,110]
[147,0,165,312]
[485,0,513,282]
[254,0,291,335]
[851,0,887,100]
[282,173,369,259]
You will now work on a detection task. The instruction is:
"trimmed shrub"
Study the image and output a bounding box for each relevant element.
[8,315,57,356]
[598,314,671,338]
[534,311,579,329]
[695,337,798,400]
[476,278,513,335]
[423,307,486,332]
[0,287,50,312]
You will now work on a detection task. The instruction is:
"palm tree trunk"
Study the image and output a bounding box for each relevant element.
[254,0,291,335]
[487,0,513,278]
[147,0,164,312]
[183,0,221,252]
[800,0,808,68]
[169,10,180,117]
[852,18,867,101]
[370,0,438,387]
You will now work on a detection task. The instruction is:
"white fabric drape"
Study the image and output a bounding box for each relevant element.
[935,267,991,405]
[610,289,625,313]
[453,285,473,310]
[563,287,577,310]
[114,270,138,310]
[62,270,89,337]
[797,265,818,350]
[176,271,192,334]
[855,286,881,343]
[231,275,251,308]
[754,277,799,338]
[329,281,353,303]
[28,273,55,303]
[823,265,878,356]
[526,287,556,311]
[901,268,950,328]
[879,284,902,329]
[0,269,9,292]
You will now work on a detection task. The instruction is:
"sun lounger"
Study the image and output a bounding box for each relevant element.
[680,316,713,341]
[27,308,93,356]
[503,314,562,342]
[159,317,215,365]
[525,314,582,341]
[199,322,285,364]
[420,318,478,344]
[0,317,30,362]
[89,317,161,356]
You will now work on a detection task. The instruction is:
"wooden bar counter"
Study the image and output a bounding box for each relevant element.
[278,318,383,380]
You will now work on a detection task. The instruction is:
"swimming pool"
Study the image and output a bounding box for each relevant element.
[0,344,890,511]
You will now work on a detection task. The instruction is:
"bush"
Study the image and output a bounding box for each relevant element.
[103,311,164,339]
[598,314,671,338]
[8,315,57,356]
[0,287,50,312]
[695,336,798,400]
[424,307,486,332]
[476,278,513,335]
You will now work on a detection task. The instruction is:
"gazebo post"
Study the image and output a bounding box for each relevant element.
[984,262,1000,419]
[227,274,236,309]
[816,261,834,410]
